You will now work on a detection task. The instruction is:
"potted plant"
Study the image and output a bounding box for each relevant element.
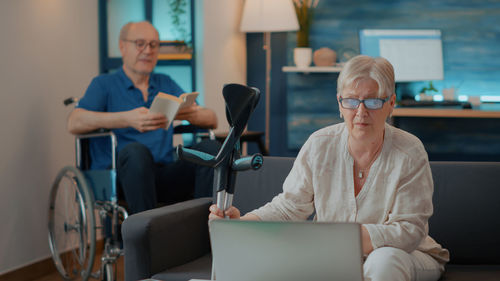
[417,81,438,101]
[163,0,192,55]
[419,81,438,95]
[293,0,319,67]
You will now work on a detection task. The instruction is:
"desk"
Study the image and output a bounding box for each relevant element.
[391,105,500,161]
[214,131,269,156]
[393,107,500,118]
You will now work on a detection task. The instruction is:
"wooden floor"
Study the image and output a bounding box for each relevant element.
[32,254,124,281]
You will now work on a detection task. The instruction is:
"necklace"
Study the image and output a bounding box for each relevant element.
[349,140,384,179]
[357,168,368,179]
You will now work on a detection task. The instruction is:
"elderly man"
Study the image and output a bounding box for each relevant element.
[68,21,219,214]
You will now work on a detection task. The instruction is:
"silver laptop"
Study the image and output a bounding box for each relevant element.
[208,220,364,281]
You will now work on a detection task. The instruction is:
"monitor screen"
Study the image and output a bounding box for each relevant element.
[359,29,444,82]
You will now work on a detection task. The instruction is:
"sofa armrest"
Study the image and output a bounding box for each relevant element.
[122,197,213,281]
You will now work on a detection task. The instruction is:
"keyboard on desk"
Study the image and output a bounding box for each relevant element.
[398,100,472,108]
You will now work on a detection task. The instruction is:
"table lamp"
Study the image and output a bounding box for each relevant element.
[240,0,299,152]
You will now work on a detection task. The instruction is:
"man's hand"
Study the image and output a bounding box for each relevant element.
[175,104,201,123]
[175,104,218,129]
[127,107,167,132]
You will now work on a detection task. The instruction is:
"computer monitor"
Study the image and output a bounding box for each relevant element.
[359,29,444,82]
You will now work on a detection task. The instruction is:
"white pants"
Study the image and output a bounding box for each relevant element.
[363,247,443,281]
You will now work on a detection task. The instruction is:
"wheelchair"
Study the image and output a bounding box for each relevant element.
[48,98,214,281]
[48,123,127,281]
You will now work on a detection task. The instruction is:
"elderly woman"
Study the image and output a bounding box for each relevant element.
[209,55,449,281]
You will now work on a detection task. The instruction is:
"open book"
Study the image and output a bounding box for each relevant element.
[149,92,199,129]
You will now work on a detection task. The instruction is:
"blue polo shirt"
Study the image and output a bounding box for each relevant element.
[77,67,184,169]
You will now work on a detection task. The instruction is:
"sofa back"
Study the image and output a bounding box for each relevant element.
[234,157,295,214]
[234,157,500,265]
[428,161,500,265]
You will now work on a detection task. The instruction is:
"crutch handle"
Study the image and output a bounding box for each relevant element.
[232,154,264,171]
[176,145,217,167]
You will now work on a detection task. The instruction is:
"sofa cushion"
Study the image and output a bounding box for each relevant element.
[152,254,212,281]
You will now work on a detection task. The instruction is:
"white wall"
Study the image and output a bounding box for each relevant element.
[0,0,246,275]
[0,0,99,274]
[197,0,247,133]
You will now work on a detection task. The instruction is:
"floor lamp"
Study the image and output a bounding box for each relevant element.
[240,0,298,152]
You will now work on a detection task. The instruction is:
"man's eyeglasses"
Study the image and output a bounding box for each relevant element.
[123,39,160,51]
[339,97,390,110]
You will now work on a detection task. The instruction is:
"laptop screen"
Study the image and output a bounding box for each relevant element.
[209,220,364,281]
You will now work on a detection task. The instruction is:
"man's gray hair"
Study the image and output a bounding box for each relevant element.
[119,21,159,41]
[337,55,395,98]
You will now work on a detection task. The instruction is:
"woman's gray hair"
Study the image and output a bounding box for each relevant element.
[337,55,395,98]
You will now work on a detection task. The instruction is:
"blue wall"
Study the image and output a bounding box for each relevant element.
[247,0,500,157]
[304,0,500,97]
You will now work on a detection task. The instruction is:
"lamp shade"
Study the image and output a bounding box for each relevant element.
[240,0,299,33]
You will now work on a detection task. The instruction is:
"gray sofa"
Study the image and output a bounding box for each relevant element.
[122,157,500,281]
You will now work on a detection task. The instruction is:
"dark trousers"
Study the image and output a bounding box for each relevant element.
[117,140,220,214]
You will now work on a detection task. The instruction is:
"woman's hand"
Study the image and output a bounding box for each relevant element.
[209,204,241,220]
[361,225,374,256]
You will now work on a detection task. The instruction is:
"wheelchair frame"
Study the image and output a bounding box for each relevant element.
[48,130,128,281]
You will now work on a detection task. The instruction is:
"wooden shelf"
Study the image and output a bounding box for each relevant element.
[282,65,343,73]
[157,53,192,60]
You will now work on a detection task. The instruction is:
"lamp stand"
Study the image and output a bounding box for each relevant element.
[263,32,271,152]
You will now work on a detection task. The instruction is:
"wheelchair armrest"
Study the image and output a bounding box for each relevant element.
[76,128,113,139]
[75,130,117,170]
[174,124,215,141]
[173,124,202,134]
[122,197,212,281]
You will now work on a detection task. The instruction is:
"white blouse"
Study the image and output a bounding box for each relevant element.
[250,123,449,264]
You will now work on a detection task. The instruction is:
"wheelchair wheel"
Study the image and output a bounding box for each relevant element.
[48,166,96,281]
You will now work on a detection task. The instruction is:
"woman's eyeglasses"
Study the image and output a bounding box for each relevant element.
[123,39,160,51]
[339,97,390,110]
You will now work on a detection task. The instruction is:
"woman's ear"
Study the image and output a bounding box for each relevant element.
[390,93,396,107]
[388,94,396,119]
[337,94,344,118]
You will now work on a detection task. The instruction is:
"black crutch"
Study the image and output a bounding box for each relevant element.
[176,83,263,217]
